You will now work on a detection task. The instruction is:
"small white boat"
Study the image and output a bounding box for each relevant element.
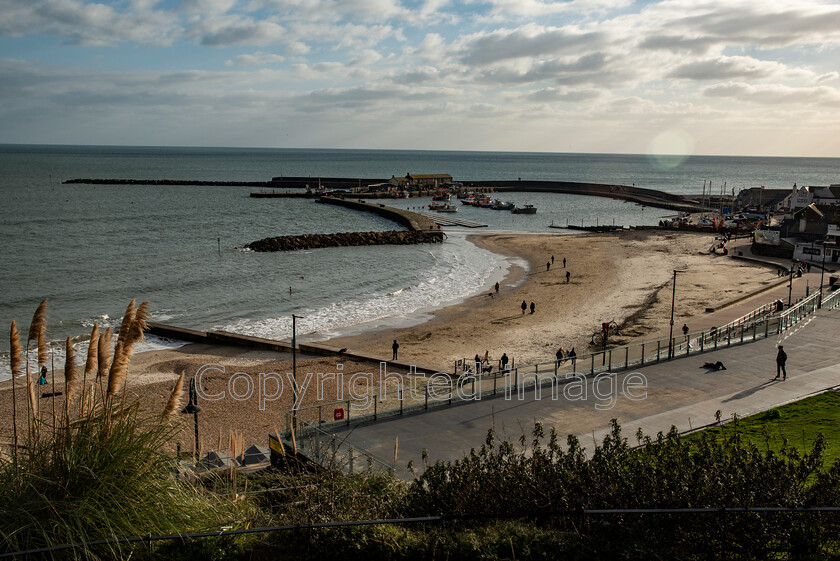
[437,204,459,213]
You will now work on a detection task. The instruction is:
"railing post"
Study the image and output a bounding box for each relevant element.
[590,355,595,376]
[657,340,660,362]
[493,370,497,395]
[641,343,645,365]
[700,331,704,352]
[374,396,377,420]
[625,348,629,370]
[349,447,354,474]
[752,322,756,341]
[346,400,351,426]
[425,385,428,410]
[727,326,731,346]
[400,388,403,415]
[318,405,322,426]
[608,350,612,371]
[740,325,744,343]
[515,368,519,392]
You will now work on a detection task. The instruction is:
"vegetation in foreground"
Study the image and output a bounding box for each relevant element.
[3,300,840,559]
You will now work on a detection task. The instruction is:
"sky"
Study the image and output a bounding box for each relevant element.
[1,0,839,157]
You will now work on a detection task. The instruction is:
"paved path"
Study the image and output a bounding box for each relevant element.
[329,304,840,478]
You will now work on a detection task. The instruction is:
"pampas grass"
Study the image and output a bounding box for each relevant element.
[9,321,22,457]
[80,324,99,414]
[116,299,136,347]
[2,299,250,556]
[161,371,185,421]
[124,301,149,352]
[27,299,48,369]
[64,337,78,420]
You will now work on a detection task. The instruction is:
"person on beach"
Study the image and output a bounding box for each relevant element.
[551,255,555,264]
[566,271,571,283]
[474,354,481,370]
[568,347,576,362]
[547,262,551,271]
[500,353,509,371]
[392,339,400,360]
[530,302,535,314]
[563,257,566,268]
[495,281,499,294]
[38,365,47,385]
[483,350,490,364]
[775,345,787,380]
[682,324,689,338]
[556,347,565,363]
[521,300,527,315]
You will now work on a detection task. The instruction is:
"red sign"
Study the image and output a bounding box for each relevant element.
[334,408,345,421]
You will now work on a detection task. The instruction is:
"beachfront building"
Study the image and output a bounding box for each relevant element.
[735,187,789,212]
[779,185,840,212]
[389,173,453,189]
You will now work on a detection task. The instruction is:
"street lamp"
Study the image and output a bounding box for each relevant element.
[291,314,303,430]
[819,241,836,309]
[788,259,800,308]
[181,377,201,461]
[668,269,686,359]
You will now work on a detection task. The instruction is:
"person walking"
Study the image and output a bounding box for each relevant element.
[682,324,689,338]
[556,347,565,364]
[775,345,787,380]
[392,339,400,360]
[563,257,566,268]
[546,262,551,271]
[521,300,527,315]
[565,271,571,283]
[494,281,499,294]
[551,255,555,264]
[530,301,535,314]
[500,353,509,371]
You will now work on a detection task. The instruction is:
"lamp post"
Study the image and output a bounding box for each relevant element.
[291,314,303,430]
[668,269,686,359]
[181,377,201,461]
[819,241,835,309]
[788,259,800,308]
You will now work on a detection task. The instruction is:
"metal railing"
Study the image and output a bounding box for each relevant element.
[288,424,395,475]
[286,289,839,437]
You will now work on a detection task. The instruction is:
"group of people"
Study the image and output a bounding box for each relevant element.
[555,346,576,364]
[471,351,510,373]
[521,300,536,314]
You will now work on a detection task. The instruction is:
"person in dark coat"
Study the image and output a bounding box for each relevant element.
[530,301,535,314]
[521,300,527,315]
[500,353,509,371]
[392,339,400,360]
[775,345,787,380]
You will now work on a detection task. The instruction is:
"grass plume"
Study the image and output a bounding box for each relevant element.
[64,337,78,418]
[27,299,48,368]
[9,322,22,457]
[161,371,185,421]
[116,300,136,348]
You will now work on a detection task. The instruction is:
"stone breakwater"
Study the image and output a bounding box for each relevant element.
[246,230,444,252]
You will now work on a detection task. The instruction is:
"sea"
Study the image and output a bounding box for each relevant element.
[1,145,839,380]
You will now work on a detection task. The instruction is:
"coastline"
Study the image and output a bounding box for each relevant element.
[0,229,784,447]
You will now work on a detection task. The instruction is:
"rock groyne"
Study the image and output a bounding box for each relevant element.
[246,230,444,252]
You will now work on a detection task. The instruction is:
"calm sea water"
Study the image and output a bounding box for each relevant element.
[1,145,838,379]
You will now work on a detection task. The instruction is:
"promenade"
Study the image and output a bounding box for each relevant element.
[326,266,840,478]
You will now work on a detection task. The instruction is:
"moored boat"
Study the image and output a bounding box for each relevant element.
[511,204,537,214]
[491,199,516,210]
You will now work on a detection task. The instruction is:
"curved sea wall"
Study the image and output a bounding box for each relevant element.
[246,230,443,252]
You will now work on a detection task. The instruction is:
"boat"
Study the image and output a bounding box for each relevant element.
[437,204,459,213]
[432,193,451,202]
[428,202,449,210]
[511,204,537,214]
[491,199,515,210]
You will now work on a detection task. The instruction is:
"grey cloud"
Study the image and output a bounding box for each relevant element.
[525,87,601,103]
[668,57,776,81]
[198,19,286,46]
[458,26,606,66]
[638,34,715,55]
[703,82,840,108]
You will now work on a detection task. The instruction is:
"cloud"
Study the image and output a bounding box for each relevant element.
[457,24,607,66]
[667,56,786,81]
[524,87,601,103]
[225,51,286,66]
[0,0,182,46]
[194,16,286,46]
[703,82,840,107]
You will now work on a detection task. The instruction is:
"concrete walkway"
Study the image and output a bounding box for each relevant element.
[328,304,840,478]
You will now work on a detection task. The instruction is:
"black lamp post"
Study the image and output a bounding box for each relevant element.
[819,241,835,309]
[788,259,800,308]
[668,269,686,359]
[291,314,303,430]
[181,377,201,460]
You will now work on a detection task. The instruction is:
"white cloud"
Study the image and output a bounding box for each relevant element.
[703,82,840,108]
[225,51,286,66]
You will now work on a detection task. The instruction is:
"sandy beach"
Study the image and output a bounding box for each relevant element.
[0,230,783,450]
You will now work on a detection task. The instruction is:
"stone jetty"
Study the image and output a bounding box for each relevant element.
[246,230,443,252]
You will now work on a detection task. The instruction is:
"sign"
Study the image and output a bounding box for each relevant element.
[802,246,821,256]
[334,408,345,421]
